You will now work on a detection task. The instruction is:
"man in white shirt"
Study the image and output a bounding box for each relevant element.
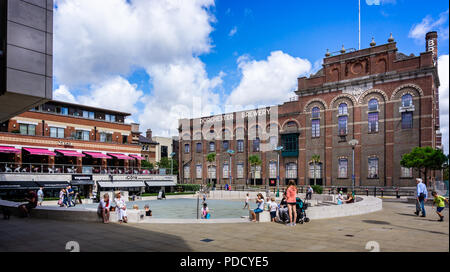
[114,191,128,223]
[415,178,428,217]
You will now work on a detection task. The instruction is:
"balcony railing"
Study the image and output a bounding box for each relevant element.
[0,162,164,175]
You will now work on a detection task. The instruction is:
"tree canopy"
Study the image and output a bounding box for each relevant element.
[400,146,447,184]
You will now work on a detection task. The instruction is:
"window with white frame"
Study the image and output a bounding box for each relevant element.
[286,163,297,179]
[208,165,216,179]
[269,161,277,179]
[223,163,229,178]
[338,103,348,115]
[368,157,379,178]
[401,166,413,178]
[338,158,348,178]
[184,165,190,178]
[50,127,65,138]
[309,162,322,179]
[196,164,202,179]
[237,163,244,179]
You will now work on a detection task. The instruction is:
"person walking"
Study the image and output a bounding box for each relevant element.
[431,191,449,222]
[66,186,75,207]
[415,178,428,217]
[37,187,44,206]
[114,191,128,223]
[286,180,298,226]
[243,193,250,209]
[306,186,313,200]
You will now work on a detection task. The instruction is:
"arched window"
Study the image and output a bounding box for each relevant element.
[311,107,320,118]
[208,165,216,179]
[368,99,378,111]
[402,94,413,107]
[184,164,190,179]
[338,158,348,178]
[309,162,322,179]
[338,103,348,115]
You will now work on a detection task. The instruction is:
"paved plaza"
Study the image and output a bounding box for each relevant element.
[0,201,448,252]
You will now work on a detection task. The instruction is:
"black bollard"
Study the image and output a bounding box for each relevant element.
[374,187,376,197]
[366,188,369,196]
[381,189,384,198]
[396,188,400,199]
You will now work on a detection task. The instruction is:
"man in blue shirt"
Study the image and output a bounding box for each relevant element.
[415,178,428,217]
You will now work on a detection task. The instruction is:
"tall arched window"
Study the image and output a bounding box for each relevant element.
[311,107,320,138]
[368,99,378,111]
[286,163,297,179]
[402,94,413,107]
[338,103,348,115]
[311,107,320,118]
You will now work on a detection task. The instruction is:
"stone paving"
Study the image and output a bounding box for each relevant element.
[0,201,448,252]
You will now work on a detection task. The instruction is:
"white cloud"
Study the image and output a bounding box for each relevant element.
[228,26,237,37]
[365,0,396,6]
[409,10,449,42]
[53,0,223,136]
[226,51,311,107]
[438,55,449,154]
[54,0,216,88]
[138,58,224,137]
[53,85,76,103]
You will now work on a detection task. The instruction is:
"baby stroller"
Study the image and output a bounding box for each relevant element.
[278,197,310,224]
[296,197,310,224]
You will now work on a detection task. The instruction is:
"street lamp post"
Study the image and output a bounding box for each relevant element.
[227,149,235,189]
[348,139,359,195]
[274,146,284,197]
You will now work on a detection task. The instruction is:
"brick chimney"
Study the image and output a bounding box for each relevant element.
[425,31,438,66]
[146,129,152,140]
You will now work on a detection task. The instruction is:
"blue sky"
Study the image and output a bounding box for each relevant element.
[53,0,449,152]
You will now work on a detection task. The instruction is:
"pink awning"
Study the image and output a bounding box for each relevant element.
[107,153,134,160]
[23,147,56,156]
[0,146,21,154]
[56,149,85,157]
[83,152,112,159]
[130,154,145,160]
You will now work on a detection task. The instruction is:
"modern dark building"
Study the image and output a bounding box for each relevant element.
[0,0,53,123]
[178,32,442,188]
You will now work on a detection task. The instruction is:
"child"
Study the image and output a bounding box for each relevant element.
[266,197,272,211]
[243,193,250,209]
[144,205,152,216]
[269,197,278,222]
[431,191,449,222]
[201,203,210,219]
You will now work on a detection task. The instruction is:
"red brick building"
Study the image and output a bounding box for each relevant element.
[0,100,143,174]
[178,32,442,188]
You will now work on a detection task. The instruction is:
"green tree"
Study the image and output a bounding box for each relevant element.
[157,157,178,175]
[400,147,447,185]
[249,155,262,186]
[206,152,216,185]
[141,160,154,170]
[311,154,321,186]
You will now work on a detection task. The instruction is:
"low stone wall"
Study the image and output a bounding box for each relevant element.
[0,200,145,223]
[306,196,382,220]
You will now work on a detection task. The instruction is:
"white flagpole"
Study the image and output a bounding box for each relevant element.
[359,0,361,50]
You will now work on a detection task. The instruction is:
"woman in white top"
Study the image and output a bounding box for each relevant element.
[114,192,128,223]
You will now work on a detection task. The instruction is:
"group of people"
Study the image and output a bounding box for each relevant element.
[248,180,300,225]
[97,191,154,224]
[58,186,80,207]
[415,178,448,222]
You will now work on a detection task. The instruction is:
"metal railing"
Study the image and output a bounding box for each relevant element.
[0,162,164,175]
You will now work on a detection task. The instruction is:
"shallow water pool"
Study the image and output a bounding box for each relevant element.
[80,198,255,219]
